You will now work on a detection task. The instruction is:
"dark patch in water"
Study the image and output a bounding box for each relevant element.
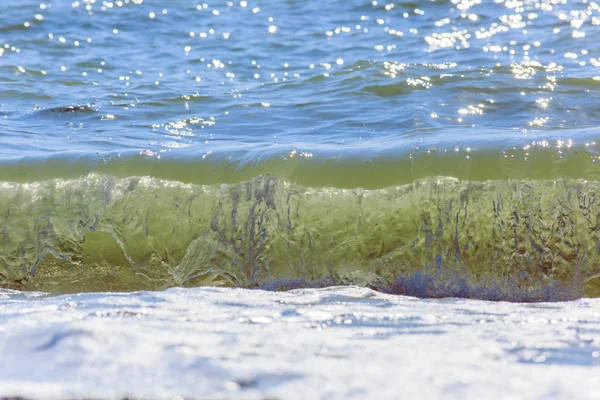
[383,270,579,302]
[27,104,97,117]
[257,278,337,291]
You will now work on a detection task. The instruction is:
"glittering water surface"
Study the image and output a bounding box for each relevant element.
[2,0,600,157]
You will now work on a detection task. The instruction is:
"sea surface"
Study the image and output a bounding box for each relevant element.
[2,0,600,398]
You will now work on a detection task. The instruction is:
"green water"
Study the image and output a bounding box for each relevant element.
[1,159,599,300]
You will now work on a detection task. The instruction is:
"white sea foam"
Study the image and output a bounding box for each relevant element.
[1,287,599,399]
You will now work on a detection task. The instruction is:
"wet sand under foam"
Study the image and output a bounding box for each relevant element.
[1,286,600,399]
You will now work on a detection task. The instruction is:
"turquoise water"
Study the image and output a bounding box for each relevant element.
[2,0,600,299]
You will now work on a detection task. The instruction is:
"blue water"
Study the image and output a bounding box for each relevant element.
[2,0,599,160]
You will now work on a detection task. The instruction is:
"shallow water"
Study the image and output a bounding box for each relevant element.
[2,286,600,399]
[3,2,600,293]
[4,2,600,398]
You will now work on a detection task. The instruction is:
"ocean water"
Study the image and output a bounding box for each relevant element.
[2,0,600,397]
[2,0,600,298]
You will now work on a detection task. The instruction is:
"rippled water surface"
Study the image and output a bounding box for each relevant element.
[2,0,600,157]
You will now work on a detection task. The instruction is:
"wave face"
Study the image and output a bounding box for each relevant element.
[3,164,600,300]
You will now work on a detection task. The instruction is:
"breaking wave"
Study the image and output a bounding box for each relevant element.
[3,147,600,301]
